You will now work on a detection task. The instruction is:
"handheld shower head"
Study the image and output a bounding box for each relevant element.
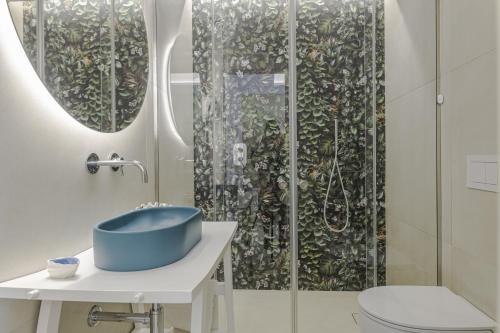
[323,117,350,234]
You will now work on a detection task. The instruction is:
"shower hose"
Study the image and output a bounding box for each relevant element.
[323,118,350,233]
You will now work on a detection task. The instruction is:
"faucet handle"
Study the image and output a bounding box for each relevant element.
[86,153,100,174]
[109,153,124,175]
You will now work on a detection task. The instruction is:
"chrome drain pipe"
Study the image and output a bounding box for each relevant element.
[88,304,164,333]
[149,303,164,333]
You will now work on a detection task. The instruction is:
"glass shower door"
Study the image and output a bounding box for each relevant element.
[192,0,293,332]
[294,0,381,332]
[295,0,439,332]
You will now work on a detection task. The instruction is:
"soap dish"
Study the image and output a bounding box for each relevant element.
[47,257,80,279]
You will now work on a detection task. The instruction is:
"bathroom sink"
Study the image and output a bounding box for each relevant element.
[93,206,202,271]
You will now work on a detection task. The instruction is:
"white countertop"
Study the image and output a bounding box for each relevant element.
[0,222,237,304]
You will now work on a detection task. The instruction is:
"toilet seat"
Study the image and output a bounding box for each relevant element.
[358,286,496,333]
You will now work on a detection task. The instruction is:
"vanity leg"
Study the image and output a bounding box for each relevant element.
[223,247,235,333]
[211,286,219,332]
[36,300,62,333]
[191,286,208,333]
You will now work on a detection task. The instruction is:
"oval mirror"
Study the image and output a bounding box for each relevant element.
[6,0,149,132]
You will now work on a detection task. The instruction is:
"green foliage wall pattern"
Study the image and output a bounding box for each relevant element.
[193,0,386,290]
[22,0,148,132]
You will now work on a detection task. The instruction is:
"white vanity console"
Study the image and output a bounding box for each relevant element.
[0,222,237,333]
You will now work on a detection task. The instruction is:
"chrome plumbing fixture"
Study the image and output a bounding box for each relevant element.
[87,304,164,333]
[86,153,149,183]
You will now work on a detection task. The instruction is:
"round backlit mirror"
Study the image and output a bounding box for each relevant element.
[6,0,149,132]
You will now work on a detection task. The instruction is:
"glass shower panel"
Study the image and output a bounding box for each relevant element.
[295,0,381,331]
[208,0,291,289]
[367,0,386,289]
[295,0,438,331]
[192,0,292,331]
[295,0,378,290]
[383,0,438,287]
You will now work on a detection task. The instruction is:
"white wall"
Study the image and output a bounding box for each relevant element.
[384,0,438,285]
[440,0,498,320]
[0,0,155,331]
[386,0,499,320]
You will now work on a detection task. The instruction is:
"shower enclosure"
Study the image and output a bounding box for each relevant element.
[158,0,439,332]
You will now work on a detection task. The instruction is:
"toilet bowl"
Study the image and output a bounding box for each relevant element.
[358,286,496,333]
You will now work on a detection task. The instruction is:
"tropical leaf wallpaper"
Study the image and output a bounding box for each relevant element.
[113,0,149,130]
[193,0,386,290]
[21,0,148,132]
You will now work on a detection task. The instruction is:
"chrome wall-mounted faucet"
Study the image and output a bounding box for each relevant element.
[86,153,149,183]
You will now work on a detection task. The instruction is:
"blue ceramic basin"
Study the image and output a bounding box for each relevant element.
[93,206,202,271]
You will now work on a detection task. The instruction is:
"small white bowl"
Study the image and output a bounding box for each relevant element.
[47,257,79,279]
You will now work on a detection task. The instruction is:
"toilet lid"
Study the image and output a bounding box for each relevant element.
[358,286,496,331]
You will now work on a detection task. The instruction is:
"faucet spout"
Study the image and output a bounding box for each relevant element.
[86,153,149,183]
[119,160,149,183]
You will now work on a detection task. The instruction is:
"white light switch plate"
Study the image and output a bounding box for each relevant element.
[466,155,498,192]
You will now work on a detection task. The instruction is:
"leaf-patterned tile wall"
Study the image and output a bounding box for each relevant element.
[21,0,148,132]
[193,0,386,290]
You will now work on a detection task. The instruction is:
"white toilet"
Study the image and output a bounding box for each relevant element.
[358,286,496,333]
